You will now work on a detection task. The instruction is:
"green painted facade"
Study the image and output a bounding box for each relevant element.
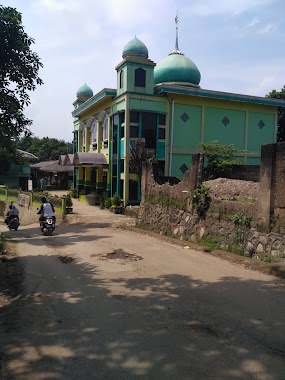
[72,35,285,205]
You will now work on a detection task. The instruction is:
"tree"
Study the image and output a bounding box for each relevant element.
[199,140,239,179]
[0,6,43,173]
[266,86,285,142]
[16,136,73,161]
[129,138,155,179]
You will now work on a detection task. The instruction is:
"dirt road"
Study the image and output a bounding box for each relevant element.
[0,213,285,379]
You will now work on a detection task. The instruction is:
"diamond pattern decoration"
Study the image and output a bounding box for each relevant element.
[180,112,189,123]
[180,163,188,174]
[222,116,230,126]
[258,120,265,129]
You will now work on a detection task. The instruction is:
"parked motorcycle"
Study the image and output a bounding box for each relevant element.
[40,217,55,236]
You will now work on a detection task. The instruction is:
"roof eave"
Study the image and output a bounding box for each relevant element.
[72,88,116,117]
[154,84,285,107]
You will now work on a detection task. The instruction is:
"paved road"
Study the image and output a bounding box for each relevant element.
[0,208,285,379]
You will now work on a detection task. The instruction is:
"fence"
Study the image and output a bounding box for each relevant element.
[0,185,66,215]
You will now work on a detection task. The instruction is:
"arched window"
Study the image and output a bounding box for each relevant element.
[102,117,108,141]
[135,68,146,87]
[90,121,98,144]
[119,70,124,88]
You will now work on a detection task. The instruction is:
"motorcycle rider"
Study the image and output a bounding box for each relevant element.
[37,196,56,227]
[5,203,19,225]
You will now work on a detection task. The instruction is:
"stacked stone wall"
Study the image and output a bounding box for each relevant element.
[138,161,285,259]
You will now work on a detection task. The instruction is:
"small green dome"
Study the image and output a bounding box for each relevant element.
[76,83,93,98]
[154,52,201,86]
[122,36,148,59]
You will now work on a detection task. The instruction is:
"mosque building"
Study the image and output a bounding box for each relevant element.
[71,20,285,205]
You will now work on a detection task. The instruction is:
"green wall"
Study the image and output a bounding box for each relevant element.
[112,99,125,114]
[130,98,167,113]
[126,63,154,95]
[204,107,246,149]
[171,154,192,178]
[169,102,276,178]
[248,112,275,151]
[173,104,202,149]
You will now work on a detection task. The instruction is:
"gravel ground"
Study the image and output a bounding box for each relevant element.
[203,178,259,199]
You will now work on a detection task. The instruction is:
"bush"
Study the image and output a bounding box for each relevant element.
[99,194,105,208]
[69,188,78,198]
[105,197,112,209]
[79,189,85,197]
[112,193,121,207]
[199,140,239,179]
[191,184,211,218]
[66,193,73,207]
[94,194,100,205]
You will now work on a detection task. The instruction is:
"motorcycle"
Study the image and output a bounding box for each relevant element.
[7,216,20,231]
[41,217,55,236]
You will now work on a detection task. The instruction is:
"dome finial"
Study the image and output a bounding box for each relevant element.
[174,12,181,54]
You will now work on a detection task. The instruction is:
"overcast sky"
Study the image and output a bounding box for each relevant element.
[2,0,285,142]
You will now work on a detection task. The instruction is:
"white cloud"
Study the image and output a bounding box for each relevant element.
[188,0,278,17]
[246,17,260,28]
[38,0,79,12]
[201,59,285,97]
[258,23,276,34]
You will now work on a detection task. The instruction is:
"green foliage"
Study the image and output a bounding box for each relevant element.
[198,235,220,252]
[0,6,43,174]
[69,187,78,199]
[112,193,121,207]
[190,184,211,218]
[266,86,285,142]
[231,213,252,227]
[145,191,187,210]
[7,188,19,199]
[66,193,73,207]
[199,234,245,256]
[105,197,112,209]
[230,213,252,246]
[99,194,105,208]
[129,138,155,178]
[199,140,239,179]
[16,136,73,161]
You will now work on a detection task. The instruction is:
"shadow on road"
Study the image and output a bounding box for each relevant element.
[2,223,112,249]
[0,251,285,379]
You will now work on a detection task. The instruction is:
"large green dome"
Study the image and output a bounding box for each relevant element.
[154,52,201,86]
[76,83,93,98]
[122,36,148,59]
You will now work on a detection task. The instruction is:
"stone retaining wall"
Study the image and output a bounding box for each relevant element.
[138,202,285,258]
[138,162,285,259]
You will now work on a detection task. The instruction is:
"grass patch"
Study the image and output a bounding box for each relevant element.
[198,235,221,252]
[198,234,246,256]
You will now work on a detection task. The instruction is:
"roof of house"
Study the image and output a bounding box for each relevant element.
[17,149,38,161]
[30,161,73,173]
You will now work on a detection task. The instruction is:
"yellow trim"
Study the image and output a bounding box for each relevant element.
[169,93,278,113]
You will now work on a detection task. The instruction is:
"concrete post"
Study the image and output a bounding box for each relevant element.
[186,154,203,190]
[140,162,148,203]
[257,143,277,232]
[61,195,67,215]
